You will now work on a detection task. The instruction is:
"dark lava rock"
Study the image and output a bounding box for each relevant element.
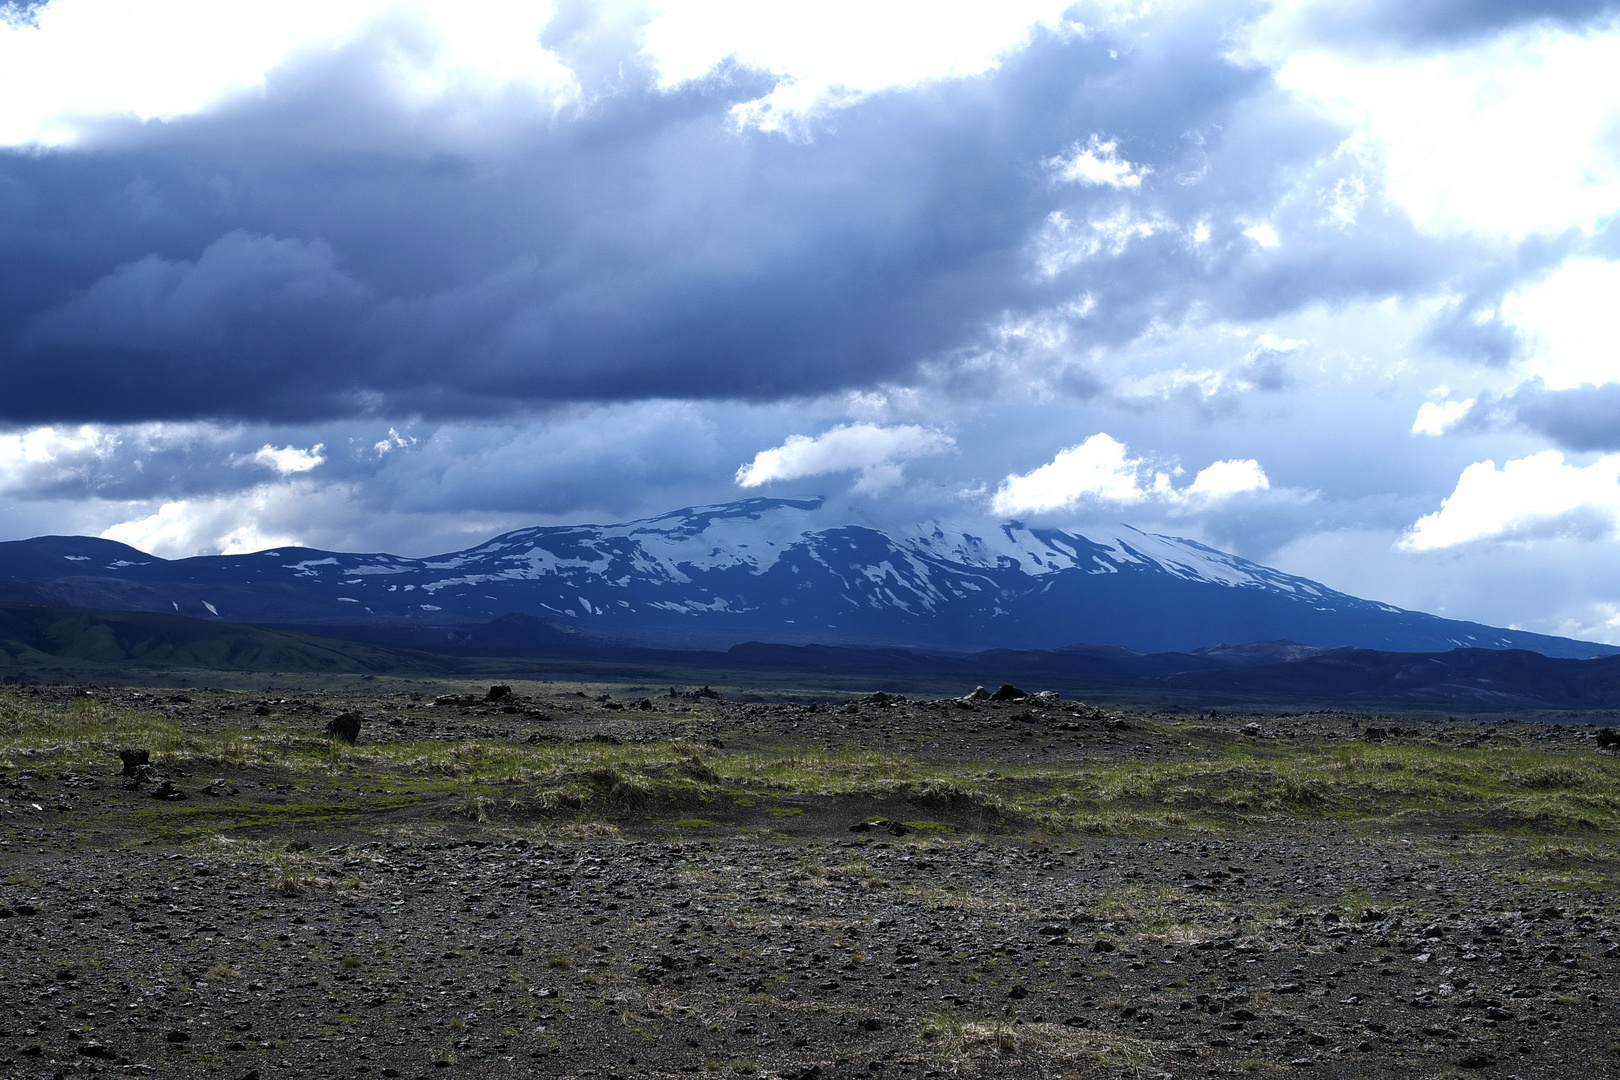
[1091,939,1115,953]
[165,1030,191,1043]
[326,712,362,744]
[485,684,513,702]
[80,1042,116,1059]
[149,781,187,801]
[118,748,150,777]
[202,778,238,797]
[990,684,1027,702]
[1456,1052,1495,1069]
[1597,728,1620,749]
[847,819,908,836]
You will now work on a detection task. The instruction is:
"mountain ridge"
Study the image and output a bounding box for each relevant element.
[0,497,1612,658]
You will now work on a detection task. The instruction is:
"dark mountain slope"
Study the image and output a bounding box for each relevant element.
[1,499,1612,657]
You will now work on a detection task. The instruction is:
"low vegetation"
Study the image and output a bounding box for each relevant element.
[4,685,1620,848]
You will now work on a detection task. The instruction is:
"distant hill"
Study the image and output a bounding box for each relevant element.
[4,603,1620,711]
[0,603,443,677]
[1,499,1614,658]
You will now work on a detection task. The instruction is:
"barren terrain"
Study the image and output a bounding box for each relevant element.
[4,681,1620,1079]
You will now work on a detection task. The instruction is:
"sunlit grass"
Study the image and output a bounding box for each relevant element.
[7,689,1620,837]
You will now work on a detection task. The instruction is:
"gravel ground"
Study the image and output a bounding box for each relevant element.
[2,683,1619,1079]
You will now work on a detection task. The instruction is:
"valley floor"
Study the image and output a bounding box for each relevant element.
[3,682,1620,1079]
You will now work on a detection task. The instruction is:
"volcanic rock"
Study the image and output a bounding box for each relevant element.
[326,712,362,744]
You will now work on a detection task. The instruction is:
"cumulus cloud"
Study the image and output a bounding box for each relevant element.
[0,0,577,147]
[990,434,1148,514]
[736,424,953,494]
[1268,27,1620,239]
[248,443,325,474]
[0,424,117,494]
[1186,458,1271,498]
[989,434,1272,516]
[1401,451,1620,550]
[1047,136,1151,189]
[100,482,314,558]
[1411,397,1475,436]
[642,0,1074,130]
[1502,256,1620,390]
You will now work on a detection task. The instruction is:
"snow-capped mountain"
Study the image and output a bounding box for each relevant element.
[0,497,1612,657]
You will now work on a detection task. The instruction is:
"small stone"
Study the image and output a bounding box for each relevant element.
[149,781,187,801]
[165,1030,191,1043]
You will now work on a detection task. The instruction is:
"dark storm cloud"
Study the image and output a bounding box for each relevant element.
[1291,0,1620,50]
[0,5,1492,425]
[1503,380,1620,451]
[1417,233,1585,366]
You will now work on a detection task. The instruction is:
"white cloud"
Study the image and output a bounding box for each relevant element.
[735,423,953,493]
[249,443,325,474]
[1243,222,1280,248]
[1502,257,1620,390]
[1047,135,1150,189]
[1401,451,1620,551]
[990,434,1274,516]
[1186,458,1270,498]
[0,425,117,493]
[1411,398,1474,437]
[0,0,575,148]
[1033,208,1162,276]
[642,0,1076,129]
[100,483,311,557]
[373,427,416,456]
[991,434,1146,515]
[1268,27,1620,239]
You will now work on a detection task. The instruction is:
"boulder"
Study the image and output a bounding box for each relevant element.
[989,684,1027,702]
[118,748,150,777]
[326,712,362,744]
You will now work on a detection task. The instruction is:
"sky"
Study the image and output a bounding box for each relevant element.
[3,0,1620,643]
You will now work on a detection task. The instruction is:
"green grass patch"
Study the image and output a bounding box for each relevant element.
[9,689,1620,840]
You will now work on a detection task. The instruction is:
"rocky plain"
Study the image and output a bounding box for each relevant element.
[3,679,1620,1080]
